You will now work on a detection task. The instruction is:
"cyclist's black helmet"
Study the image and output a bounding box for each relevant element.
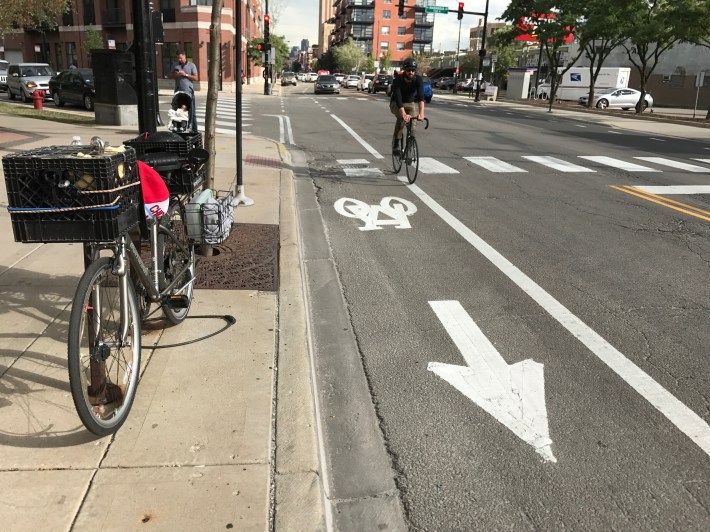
[402,58,417,70]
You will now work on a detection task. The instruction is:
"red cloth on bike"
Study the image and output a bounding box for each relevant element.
[137,160,170,219]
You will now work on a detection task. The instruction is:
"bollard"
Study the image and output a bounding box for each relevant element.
[32,90,45,110]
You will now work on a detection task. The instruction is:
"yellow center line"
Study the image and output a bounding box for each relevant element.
[609,185,710,222]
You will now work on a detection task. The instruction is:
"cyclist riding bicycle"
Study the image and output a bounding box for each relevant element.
[390,57,426,156]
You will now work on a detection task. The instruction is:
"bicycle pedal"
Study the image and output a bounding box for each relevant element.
[163,295,190,309]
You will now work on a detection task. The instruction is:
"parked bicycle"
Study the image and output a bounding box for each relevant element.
[392,117,429,184]
[3,135,210,436]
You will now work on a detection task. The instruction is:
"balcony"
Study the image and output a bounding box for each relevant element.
[102,8,126,27]
[413,30,433,43]
[414,14,434,26]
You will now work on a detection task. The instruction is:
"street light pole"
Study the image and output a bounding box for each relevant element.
[473,0,489,102]
[453,18,461,95]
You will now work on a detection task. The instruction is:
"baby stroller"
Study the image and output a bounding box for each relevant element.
[168,90,194,132]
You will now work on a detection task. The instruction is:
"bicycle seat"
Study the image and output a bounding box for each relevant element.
[141,152,182,172]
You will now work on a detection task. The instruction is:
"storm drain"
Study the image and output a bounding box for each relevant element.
[195,223,279,291]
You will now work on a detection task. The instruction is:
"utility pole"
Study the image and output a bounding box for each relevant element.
[263,1,272,95]
[453,17,462,95]
[473,0,489,102]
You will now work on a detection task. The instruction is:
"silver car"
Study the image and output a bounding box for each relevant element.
[0,60,9,92]
[578,88,653,110]
[6,63,54,103]
[314,75,340,94]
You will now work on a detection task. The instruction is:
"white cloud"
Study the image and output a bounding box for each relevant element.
[274,0,509,54]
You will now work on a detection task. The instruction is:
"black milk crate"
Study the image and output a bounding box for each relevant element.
[2,145,141,243]
[124,131,203,159]
[168,166,205,195]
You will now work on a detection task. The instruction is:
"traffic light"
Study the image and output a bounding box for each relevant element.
[398,0,404,17]
[257,43,263,52]
[264,14,270,42]
[457,2,464,20]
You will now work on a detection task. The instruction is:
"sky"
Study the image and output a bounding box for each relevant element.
[275,0,510,54]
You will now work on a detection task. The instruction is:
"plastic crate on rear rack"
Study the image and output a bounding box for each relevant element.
[123,131,203,158]
[2,145,141,243]
[184,190,236,244]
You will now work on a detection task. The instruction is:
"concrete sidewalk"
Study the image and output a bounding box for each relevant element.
[0,82,324,531]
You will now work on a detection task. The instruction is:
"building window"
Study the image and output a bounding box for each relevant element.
[161,0,177,22]
[398,26,406,35]
[382,26,390,35]
[66,42,77,68]
[184,42,194,63]
[384,0,392,3]
[189,0,213,5]
[397,42,405,51]
[380,42,389,50]
[55,43,63,71]
[83,0,95,24]
[383,10,391,19]
[163,42,180,77]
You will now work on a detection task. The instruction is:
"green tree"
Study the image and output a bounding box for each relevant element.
[0,0,68,34]
[379,50,392,72]
[619,0,706,113]
[316,49,336,72]
[331,38,368,73]
[84,25,104,60]
[412,52,433,75]
[502,0,585,111]
[460,50,480,76]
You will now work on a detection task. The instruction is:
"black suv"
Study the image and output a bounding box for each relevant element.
[369,74,392,94]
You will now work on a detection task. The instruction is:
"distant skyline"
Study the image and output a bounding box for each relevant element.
[275,0,509,53]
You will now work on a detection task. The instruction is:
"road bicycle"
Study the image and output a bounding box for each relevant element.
[66,148,208,436]
[392,117,429,184]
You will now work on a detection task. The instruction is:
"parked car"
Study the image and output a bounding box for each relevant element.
[437,77,456,90]
[357,74,374,92]
[578,87,654,110]
[281,71,297,86]
[344,75,360,89]
[369,74,392,93]
[314,75,340,94]
[0,60,9,92]
[48,68,95,110]
[333,72,346,84]
[308,72,319,82]
[456,78,474,91]
[432,76,452,89]
[6,63,54,103]
[296,72,307,82]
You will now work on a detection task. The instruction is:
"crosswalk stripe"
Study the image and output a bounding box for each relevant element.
[634,157,710,173]
[343,167,383,177]
[691,158,710,164]
[464,156,527,173]
[522,156,596,172]
[418,157,459,174]
[337,159,370,165]
[578,156,659,172]
[635,186,710,194]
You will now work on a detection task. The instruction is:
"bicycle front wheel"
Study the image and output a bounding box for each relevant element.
[158,202,196,325]
[405,136,419,184]
[68,257,141,436]
[392,137,403,173]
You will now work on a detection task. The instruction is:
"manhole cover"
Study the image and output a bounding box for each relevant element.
[195,223,279,291]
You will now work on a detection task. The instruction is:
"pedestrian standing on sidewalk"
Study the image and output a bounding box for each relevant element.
[171,50,199,132]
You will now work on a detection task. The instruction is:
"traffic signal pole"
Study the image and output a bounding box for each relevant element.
[263,1,272,95]
[473,0,490,102]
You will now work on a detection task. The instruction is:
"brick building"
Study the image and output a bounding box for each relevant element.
[0,0,265,91]
[328,0,435,68]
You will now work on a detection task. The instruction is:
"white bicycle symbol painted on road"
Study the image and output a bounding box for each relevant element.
[334,197,417,231]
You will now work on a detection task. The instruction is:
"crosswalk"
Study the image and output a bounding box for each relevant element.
[191,98,251,135]
[336,154,710,177]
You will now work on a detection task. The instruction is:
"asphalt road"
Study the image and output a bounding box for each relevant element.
[255,82,710,530]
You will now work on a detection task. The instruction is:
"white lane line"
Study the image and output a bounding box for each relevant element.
[635,157,710,173]
[691,158,710,164]
[464,156,527,173]
[649,138,667,142]
[522,156,596,172]
[337,159,370,165]
[330,113,384,159]
[608,131,623,134]
[284,115,294,144]
[578,156,660,172]
[575,124,587,128]
[418,157,459,174]
[343,167,383,177]
[399,174,710,459]
[634,185,710,194]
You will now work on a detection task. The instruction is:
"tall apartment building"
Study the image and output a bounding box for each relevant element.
[328,0,435,66]
[468,18,507,52]
[319,0,336,54]
[0,0,265,90]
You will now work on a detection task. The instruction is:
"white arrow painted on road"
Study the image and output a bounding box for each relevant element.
[428,300,556,463]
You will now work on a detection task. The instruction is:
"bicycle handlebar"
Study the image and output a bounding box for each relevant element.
[421,117,429,130]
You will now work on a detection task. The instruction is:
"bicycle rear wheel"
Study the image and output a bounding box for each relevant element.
[405,136,419,184]
[392,137,403,173]
[157,202,196,325]
[67,257,141,436]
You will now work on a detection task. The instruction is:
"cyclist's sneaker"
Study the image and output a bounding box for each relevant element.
[392,138,401,156]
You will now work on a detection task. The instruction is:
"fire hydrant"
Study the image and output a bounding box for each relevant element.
[32,90,45,110]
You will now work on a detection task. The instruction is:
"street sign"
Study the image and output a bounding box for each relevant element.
[426,6,449,13]
[696,71,706,88]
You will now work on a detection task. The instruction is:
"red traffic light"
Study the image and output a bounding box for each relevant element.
[264,14,270,23]
[457,2,464,20]
[257,43,263,51]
